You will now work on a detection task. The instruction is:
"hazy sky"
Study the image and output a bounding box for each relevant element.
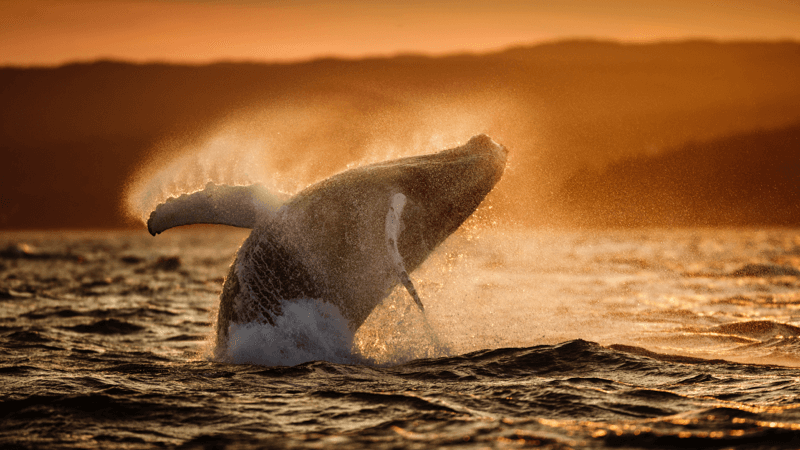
[2,0,800,66]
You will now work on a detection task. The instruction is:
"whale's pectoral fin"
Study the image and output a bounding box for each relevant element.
[386,193,424,312]
[147,183,285,236]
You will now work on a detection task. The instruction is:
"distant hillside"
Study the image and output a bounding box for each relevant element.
[2,40,800,228]
[551,124,800,227]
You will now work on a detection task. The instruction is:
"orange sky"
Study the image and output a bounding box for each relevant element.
[2,0,800,66]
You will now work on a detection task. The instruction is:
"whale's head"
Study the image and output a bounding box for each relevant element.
[384,134,508,268]
[422,133,508,206]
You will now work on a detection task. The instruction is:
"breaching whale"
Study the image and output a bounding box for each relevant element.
[147,134,507,353]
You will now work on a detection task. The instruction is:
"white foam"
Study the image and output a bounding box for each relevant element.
[225,298,356,366]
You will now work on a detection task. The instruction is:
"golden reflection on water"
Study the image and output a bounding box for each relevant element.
[357,228,800,366]
[3,227,799,366]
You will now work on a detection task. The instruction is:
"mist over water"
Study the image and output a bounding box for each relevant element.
[121,106,800,368]
[125,92,519,225]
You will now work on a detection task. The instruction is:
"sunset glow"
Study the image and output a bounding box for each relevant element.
[4,2,800,449]
[2,0,800,66]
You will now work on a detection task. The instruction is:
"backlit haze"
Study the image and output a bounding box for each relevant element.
[3,0,800,66]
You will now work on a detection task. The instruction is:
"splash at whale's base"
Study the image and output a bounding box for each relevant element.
[224,298,355,366]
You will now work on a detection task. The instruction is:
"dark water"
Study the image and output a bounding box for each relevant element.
[2,229,800,449]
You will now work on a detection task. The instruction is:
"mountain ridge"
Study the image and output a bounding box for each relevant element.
[2,40,799,228]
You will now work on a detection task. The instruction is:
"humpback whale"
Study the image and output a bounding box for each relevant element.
[147,134,507,354]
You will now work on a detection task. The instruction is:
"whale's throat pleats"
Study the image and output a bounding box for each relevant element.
[385,192,424,311]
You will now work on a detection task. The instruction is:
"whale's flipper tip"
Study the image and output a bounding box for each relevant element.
[146,212,159,236]
[409,282,424,312]
[398,269,425,312]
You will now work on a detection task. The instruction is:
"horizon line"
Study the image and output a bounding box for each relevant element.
[3,37,798,70]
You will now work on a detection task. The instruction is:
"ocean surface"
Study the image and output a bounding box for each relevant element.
[2,227,800,449]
